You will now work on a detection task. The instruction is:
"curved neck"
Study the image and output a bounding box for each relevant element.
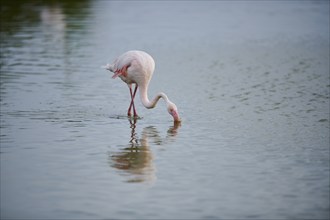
[139,84,170,109]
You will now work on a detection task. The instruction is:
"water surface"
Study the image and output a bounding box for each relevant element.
[1,1,329,219]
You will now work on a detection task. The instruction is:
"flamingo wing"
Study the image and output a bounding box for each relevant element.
[111,53,135,78]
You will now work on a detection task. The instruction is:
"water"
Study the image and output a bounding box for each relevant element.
[1,1,329,219]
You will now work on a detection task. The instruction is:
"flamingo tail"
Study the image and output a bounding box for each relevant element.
[101,63,114,72]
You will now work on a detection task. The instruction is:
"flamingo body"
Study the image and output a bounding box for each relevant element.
[103,50,180,122]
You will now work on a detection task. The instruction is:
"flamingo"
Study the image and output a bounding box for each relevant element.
[103,50,181,122]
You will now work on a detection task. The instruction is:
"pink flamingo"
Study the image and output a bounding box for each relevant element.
[103,50,181,122]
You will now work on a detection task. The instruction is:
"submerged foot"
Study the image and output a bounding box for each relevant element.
[127,112,140,119]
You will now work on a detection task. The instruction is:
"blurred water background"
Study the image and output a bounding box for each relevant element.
[0,1,329,219]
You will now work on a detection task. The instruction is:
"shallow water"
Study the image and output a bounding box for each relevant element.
[1,1,329,219]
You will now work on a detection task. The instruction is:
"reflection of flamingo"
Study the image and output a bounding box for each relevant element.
[103,50,181,122]
[109,118,180,183]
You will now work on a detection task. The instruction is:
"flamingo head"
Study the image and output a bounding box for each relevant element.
[167,102,181,122]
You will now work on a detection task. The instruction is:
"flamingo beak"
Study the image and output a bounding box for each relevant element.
[171,110,181,122]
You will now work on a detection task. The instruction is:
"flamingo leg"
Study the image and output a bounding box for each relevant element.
[127,85,133,116]
[132,84,138,117]
[127,84,138,117]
